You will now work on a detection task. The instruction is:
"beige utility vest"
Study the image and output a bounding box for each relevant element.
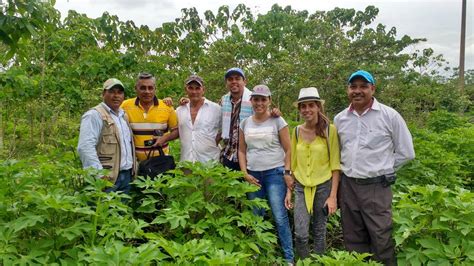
[94,104,136,184]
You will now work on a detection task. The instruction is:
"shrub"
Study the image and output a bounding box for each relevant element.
[297,250,382,265]
[0,156,283,264]
[393,185,474,265]
[396,127,463,189]
[132,161,281,264]
[426,110,469,133]
[439,126,474,189]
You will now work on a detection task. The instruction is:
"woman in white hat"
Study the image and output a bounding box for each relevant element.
[291,87,341,258]
[238,84,294,264]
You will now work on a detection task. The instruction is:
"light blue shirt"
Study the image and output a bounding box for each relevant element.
[77,102,133,171]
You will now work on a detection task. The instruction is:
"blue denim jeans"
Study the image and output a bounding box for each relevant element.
[247,166,294,262]
[105,169,132,194]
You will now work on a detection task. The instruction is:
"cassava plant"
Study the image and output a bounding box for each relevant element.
[393,185,474,265]
[131,161,282,264]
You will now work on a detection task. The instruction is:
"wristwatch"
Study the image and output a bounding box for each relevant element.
[284,169,292,176]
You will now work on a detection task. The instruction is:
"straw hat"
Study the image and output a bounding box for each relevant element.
[293,87,325,107]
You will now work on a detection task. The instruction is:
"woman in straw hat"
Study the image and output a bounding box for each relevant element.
[238,84,294,264]
[291,87,341,258]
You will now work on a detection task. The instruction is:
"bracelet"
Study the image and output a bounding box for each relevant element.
[284,170,292,176]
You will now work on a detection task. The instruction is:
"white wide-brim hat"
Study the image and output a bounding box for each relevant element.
[293,87,325,107]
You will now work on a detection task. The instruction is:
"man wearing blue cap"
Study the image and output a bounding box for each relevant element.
[334,70,415,265]
[220,67,253,170]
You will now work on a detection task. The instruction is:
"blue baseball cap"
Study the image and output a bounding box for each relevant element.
[348,70,375,85]
[225,67,245,79]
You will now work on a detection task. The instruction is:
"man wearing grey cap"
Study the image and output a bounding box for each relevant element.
[176,75,221,163]
[334,70,415,265]
[77,78,136,194]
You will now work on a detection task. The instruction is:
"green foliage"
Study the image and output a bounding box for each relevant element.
[396,128,463,188]
[393,185,474,265]
[0,154,283,264]
[132,161,280,264]
[3,2,470,158]
[438,126,474,189]
[297,250,381,265]
[389,115,474,265]
[0,153,143,264]
[1,2,473,265]
[396,116,473,190]
[325,211,344,249]
[426,109,470,133]
[378,73,471,121]
[0,0,59,59]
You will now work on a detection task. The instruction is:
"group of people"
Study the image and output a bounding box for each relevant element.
[77,68,415,265]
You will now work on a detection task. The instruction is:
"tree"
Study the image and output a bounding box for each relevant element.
[0,0,59,60]
[1,3,469,157]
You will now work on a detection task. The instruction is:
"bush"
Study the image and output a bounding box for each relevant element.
[393,185,474,265]
[439,126,474,189]
[0,155,144,264]
[397,118,473,190]
[297,250,382,265]
[131,161,281,264]
[0,156,284,264]
[396,127,464,189]
[426,110,470,133]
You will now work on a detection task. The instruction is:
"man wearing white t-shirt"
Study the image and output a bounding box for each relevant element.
[176,75,221,163]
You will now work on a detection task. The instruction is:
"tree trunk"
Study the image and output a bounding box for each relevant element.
[40,34,46,144]
[30,103,34,144]
[0,100,4,152]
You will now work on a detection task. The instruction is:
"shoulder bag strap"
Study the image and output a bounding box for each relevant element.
[326,125,330,160]
[145,146,165,160]
[295,125,299,142]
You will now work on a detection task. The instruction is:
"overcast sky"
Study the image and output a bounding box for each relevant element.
[55,0,474,72]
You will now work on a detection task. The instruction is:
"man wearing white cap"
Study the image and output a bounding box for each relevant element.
[77,78,136,193]
[334,70,415,265]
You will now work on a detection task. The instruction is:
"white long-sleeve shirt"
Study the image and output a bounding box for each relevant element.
[176,98,222,163]
[334,98,415,178]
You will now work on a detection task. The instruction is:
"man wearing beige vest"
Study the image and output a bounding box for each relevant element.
[77,78,136,193]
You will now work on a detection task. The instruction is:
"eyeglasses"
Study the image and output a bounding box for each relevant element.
[138,72,154,79]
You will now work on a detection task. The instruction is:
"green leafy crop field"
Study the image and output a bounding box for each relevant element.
[0,1,473,264]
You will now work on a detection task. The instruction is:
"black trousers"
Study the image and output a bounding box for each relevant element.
[339,174,396,265]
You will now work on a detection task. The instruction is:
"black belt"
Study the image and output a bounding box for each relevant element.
[119,169,132,174]
[343,173,385,185]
